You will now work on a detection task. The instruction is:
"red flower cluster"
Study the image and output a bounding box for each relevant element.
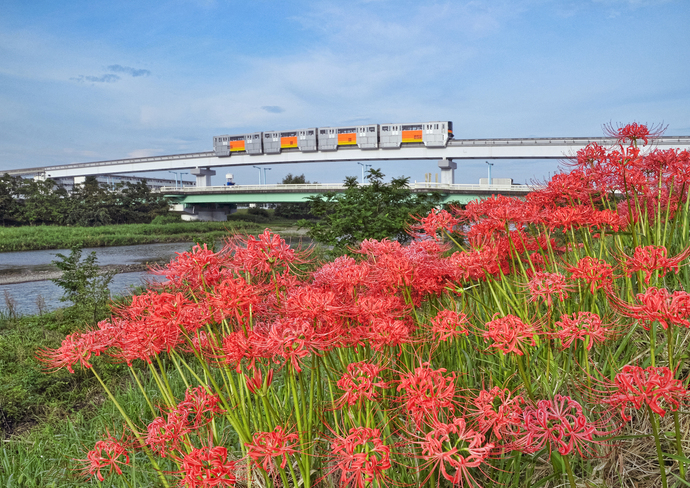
[603,365,687,421]
[566,257,615,294]
[526,271,572,306]
[420,417,494,487]
[180,445,236,488]
[520,395,598,457]
[397,363,456,428]
[610,286,690,329]
[554,312,610,350]
[245,425,299,472]
[84,434,130,482]
[483,314,536,356]
[429,309,470,342]
[469,387,524,442]
[621,245,690,284]
[336,361,388,407]
[330,427,391,488]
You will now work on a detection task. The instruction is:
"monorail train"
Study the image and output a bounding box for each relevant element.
[213,121,453,157]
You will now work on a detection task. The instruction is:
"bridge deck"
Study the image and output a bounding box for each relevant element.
[6,136,690,179]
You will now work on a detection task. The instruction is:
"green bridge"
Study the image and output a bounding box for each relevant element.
[161,182,536,221]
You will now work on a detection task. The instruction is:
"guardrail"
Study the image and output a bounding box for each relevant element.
[158,182,539,193]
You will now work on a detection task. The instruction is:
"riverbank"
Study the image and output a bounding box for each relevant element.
[0,263,151,285]
[0,218,307,252]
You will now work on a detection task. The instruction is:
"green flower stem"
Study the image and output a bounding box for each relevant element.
[90,367,170,488]
[563,454,577,488]
[648,405,669,488]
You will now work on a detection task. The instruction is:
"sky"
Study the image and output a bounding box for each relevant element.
[1,0,689,186]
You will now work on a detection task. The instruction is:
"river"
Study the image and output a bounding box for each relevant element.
[0,242,195,316]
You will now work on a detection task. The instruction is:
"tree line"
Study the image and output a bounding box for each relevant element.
[0,174,169,226]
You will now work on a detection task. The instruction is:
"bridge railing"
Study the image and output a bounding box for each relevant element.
[158,182,539,193]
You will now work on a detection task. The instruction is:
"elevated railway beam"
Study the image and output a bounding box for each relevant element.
[6,136,690,181]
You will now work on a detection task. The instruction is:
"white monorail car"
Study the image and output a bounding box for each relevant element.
[213,121,453,157]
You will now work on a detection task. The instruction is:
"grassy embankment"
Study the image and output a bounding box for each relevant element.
[0,212,306,252]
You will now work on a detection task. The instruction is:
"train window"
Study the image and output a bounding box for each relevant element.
[369,127,376,132]
[265,134,271,138]
[435,124,439,129]
[254,134,259,139]
[382,126,389,131]
[402,125,423,131]
[308,130,314,135]
[320,130,326,134]
[337,128,355,134]
[281,132,297,137]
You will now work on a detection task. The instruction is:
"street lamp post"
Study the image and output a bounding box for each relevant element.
[357,162,372,183]
[485,161,494,186]
[252,166,262,185]
[263,167,272,185]
[168,171,180,188]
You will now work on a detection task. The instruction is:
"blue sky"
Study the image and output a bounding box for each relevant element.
[1,0,688,186]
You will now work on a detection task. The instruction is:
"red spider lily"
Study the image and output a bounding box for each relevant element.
[330,427,391,488]
[230,229,298,275]
[245,366,274,395]
[603,122,665,146]
[527,169,597,207]
[177,387,225,429]
[525,271,572,307]
[84,434,130,481]
[554,312,611,350]
[620,245,690,284]
[336,361,389,407]
[609,287,690,329]
[414,208,460,239]
[146,409,191,457]
[418,417,494,487]
[397,362,456,428]
[366,316,412,352]
[37,323,118,373]
[267,318,320,372]
[602,365,688,422]
[469,387,524,442]
[565,256,616,294]
[152,243,231,290]
[179,445,237,488]
[312,255,370,298]
[245,425,299,472]
[429,309,470,342]
[520,395,599,457]
[483,314,536,356]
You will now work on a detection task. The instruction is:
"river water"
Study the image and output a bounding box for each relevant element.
[0,242,195,316]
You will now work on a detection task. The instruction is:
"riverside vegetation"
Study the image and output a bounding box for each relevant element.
[27,123,690,488]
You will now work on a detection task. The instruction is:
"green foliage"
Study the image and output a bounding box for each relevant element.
[0,174,170,227]
[150,213,182,224]
[298,168,444,252]
[0,220,262,252]
[275,173,316,219]
[51,248,114,324]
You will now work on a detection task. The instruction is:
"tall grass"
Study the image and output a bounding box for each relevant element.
[0,221,273,252]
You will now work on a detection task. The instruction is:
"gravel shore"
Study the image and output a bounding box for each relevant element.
[0,264,152,285]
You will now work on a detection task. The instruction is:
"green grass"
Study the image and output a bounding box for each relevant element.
[0,219,306,252]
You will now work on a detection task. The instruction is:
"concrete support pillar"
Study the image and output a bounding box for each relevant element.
[190,167,216,187]
[438,158,457,185]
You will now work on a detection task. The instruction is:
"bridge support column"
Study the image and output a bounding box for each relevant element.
[190,167,216,187]
[438,158,456,185]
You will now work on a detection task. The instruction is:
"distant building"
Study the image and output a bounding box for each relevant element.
[39,174,194,192]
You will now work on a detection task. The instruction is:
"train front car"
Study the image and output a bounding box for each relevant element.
[317,124,378,151]
[379,121,453,148]
[263,129,317,154]
[213,133,262,157]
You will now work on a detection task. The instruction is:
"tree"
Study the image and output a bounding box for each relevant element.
[52,248,115,323]
[298,168,445,253]
[274,173,315,219]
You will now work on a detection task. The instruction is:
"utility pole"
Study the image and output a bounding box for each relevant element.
[263,167,272,185]
[253,166,262,185]
[485,161,494,186]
